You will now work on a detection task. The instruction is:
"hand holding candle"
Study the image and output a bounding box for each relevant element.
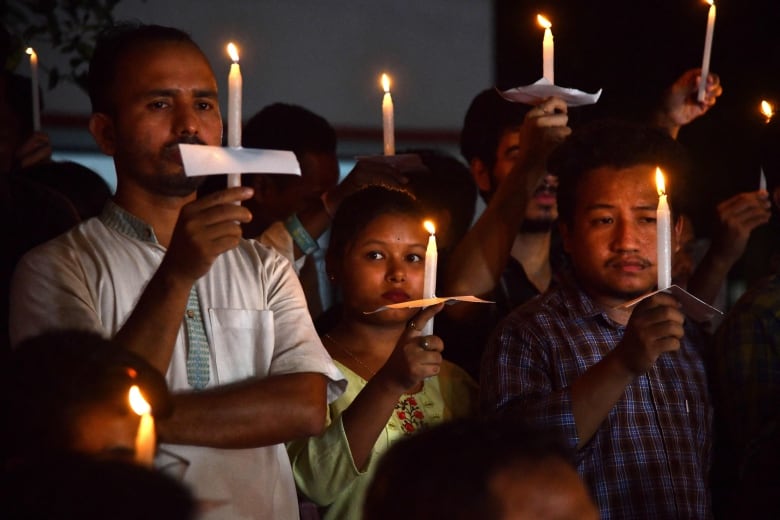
[698,0,716,103]
[422,220,437,335]
[537,14,554,84]
[226,42,242,189]
[655,168,672,290]
[381,73,395,156]
[25,47,40,131]
[129,385,156,467]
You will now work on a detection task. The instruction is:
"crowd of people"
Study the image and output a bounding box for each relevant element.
[2,20,778,520]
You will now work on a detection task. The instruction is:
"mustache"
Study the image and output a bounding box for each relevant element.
[165,135,207,152]
[533,183,557,197]
[605,255,653,268]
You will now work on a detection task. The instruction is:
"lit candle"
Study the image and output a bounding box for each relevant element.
[422,220,437,335]
[761,100,775,124]
[760,100,773,191]
[226,42,242,189]
[381,73,395,156]
[537,14,554,84]
[129,385,156,467]
[25,47,40,131]
[655,168,672,290]
[697,0,716,103]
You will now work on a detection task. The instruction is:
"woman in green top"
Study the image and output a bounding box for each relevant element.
[287,186,477,520]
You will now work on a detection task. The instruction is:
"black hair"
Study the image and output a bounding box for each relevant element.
[364,415,576,520]
[243,103,337,156]
[327,186,423,269]
[460,89,530,173]
[549,119,690,225]
[404,149,477,249]
[88,23,198,114]
[2,329,170,463]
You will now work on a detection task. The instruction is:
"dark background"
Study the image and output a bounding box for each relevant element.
[496,0,780,283]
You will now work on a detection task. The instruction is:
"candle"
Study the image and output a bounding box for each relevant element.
[25,47,40,131]
[226,42,242,189]
[537,15,554,84]
[422,220,437,335]
[697,0,716,103]
[761,100,775,124]
[381,73,395,156]
[129,385,156,467]
[760,100,772,191]
[655,168,672,290]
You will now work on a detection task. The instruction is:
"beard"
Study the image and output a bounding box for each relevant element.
[144,135,207,197]
[520,216,556,233]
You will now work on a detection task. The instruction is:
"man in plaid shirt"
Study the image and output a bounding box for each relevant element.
[482,120,712,519]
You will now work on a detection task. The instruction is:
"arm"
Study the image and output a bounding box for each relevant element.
[651,69,722,139]
[114,187,254,373]
[269,160,409,259]
[444,97,570,304]
[570,294,685,447]
[686,191,770,304]
[340,305,443,470]
[157,372,328,448]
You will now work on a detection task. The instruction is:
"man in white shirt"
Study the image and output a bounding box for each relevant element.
[10,23,344,519]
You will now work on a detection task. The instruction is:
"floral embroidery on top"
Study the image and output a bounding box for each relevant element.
[395,395,425,435]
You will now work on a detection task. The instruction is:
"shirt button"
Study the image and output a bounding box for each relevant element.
[186,310,195,319]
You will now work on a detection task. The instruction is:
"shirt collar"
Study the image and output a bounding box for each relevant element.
[99,200,159,244]
[558,272,625,328]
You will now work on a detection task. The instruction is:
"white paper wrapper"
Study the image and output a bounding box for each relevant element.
[179,144,301,177]
[618,285,723,323]
[499,77,602,107]
[365,295,493,314]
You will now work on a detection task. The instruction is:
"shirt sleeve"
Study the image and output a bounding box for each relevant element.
[10,239,106,346]
[287,407,368,506]
[480,315,580,449]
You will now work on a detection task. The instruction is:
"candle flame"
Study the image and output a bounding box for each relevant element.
[761,100,774,123]
[537,14,552,29]
[703,0,714,6]
[381,73,391,93]
[423,220,436,235]
[129,385,151,416]
[25,47,36,58]
[655,167,666,196]
[227,42,240,63]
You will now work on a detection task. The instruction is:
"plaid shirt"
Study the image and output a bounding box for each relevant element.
[481,280,712,519]
[711,274,780,486]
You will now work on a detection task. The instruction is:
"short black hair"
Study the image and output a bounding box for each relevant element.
[405,149,477,249]
[88,23,198,114]
[460,89,530,172]
[364,416,576,520]
[2,329,170,462]
[549,119,690,225]
[243,103,337,156]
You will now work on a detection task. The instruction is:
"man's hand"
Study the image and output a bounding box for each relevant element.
[709,190,771,266]
[162,186,254,282]
[323,159,409,216]
[614,293,685,377]
[655,69,722,137]
[511,96,571,193]
[14,131,52,170]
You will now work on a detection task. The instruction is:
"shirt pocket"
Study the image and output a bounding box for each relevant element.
[208,308,274,384]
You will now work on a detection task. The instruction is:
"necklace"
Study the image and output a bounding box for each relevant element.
[323,334,377,377]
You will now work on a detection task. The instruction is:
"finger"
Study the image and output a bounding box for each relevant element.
[194,186,255,209]
[417,335,443,353]
[405,303,445,338]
